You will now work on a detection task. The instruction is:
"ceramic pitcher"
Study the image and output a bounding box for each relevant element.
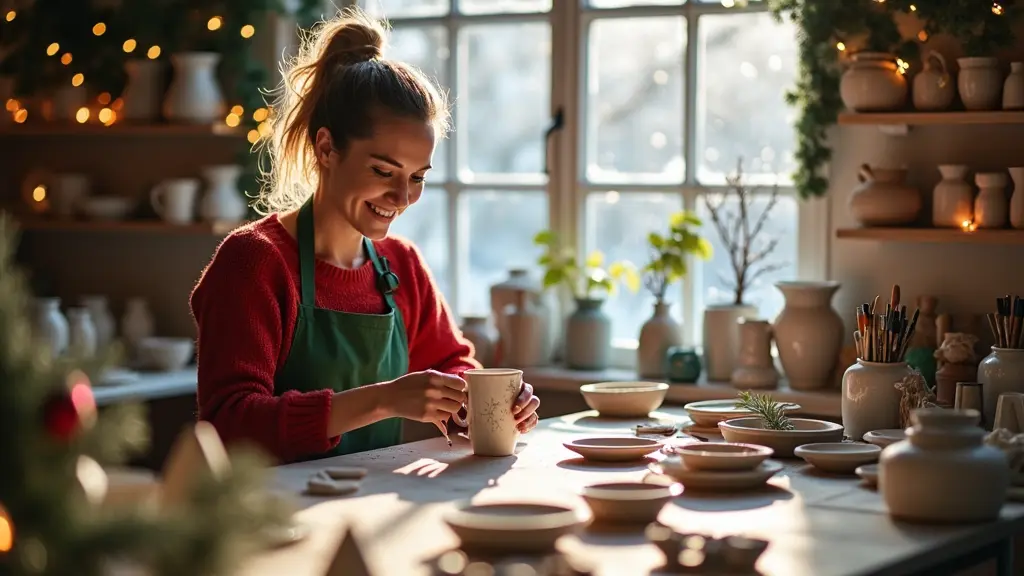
[958,57,1002,111]
[773,281,843,391]
[849,165,922,227]
[200,165,247,223]
[637,301,682,379]
[842,360,913,440]
[731,319,778,390]
[840,52,907,112]
[122,59,164,121]
[913,51,955,111]
[931,165,974,228]
[977,347,1024,429]
[163,52,225,124]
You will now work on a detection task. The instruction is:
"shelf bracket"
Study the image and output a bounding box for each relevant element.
[877,124,910,137]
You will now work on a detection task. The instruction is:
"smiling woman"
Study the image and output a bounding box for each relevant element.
[189,6,541,464]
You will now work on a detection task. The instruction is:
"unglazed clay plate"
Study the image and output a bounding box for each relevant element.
[683,399,800,428]
[443,502,584,553]
[862,428,907,448]
[856,464,879,487]
[794,442,881,474]
[563,437,663,462]
[674,442,773,472]
[654,458,783,491]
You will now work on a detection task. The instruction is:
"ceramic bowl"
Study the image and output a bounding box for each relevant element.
[79,196,135,221]
[138,337,194,371]
[674,442,773,472]
[563,437,663,462]
[580,482,681,524]
[443,502,584,553]
[862,428,907,448]
[579,382,669,418]
[856,464,879,487]
[718,417,844,458]
[656,458,784,491]
[794,442,881,474]
[683,399,801,428]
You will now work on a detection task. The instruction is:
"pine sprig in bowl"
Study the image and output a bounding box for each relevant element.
[719,392,845,457]
[736,391,795,431]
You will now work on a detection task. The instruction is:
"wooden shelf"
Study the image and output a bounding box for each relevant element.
[13,217,246,236]
[837,111,1024,126]
[0,122,242,137]
[836,227,1024,244]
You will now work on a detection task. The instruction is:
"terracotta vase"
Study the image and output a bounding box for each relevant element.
[973,172,1008,229]
[773,282,843,390]
[957,57,1002,111]
[849,164,922,227]
[931,165,974,228]
[637,302,682,378]
[841,360,913,440]
[840,52,907,112]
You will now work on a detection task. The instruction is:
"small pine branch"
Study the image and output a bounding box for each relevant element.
[736,391,794,431]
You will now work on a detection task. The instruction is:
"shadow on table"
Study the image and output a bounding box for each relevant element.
[671,485,794,512]
[556,456,659,472]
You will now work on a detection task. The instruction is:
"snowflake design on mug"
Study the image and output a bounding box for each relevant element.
[480,397,506,433]
[507,377,520,401]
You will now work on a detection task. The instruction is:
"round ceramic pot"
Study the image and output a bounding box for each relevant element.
[931,164,974,228]
[731,319,778,390]
[957,57,1002,111]
[773,282,843,391]
[913,51,955,111]
[702,304,757,382]
[880,408,1009,523]
[666,346,702,383]
[460,316,497,367]
[637,302,682,378]
[977,347,1024,429]
[849,164,922,227]
[565,298,611,370]
[840,52,907,112]
[842,360,913,440]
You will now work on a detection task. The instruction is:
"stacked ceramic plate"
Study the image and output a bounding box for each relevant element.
[653,443,782,491]
[682,399,801,435]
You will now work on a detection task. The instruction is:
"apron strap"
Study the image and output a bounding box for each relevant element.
[363,237,400,312]
[296,197,316,307]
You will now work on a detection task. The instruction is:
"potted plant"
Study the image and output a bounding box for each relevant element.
[637,210,711,378]
[534,230,638,370]
[701,158,784,382]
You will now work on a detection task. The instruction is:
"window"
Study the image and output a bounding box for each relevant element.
[348,0,816,365]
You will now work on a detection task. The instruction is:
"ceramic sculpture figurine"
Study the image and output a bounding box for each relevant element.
[933,332,979,406]
[894,371,938,428]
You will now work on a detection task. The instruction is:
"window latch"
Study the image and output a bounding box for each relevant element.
[544,107,565,175]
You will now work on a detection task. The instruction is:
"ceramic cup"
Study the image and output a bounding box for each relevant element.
[456,368,522,457]
[954,381,984,420]
[150,178,200,225]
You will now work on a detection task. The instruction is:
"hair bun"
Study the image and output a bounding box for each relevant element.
[323,17,386,66]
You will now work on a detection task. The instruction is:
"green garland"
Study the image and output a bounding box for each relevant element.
[768,0,1023,200]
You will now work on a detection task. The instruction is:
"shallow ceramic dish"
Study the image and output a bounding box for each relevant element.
[80,196,135,221]
[683,399,800,428]
[856,464,879,487]
[718,417,844,458]
[580,482,681,524]
[862,428,907,448]
[674,442,773,472]
[794,442,881,474]
[138,337,194,372]
[655,458,783,491]
[443,502,583,553]
[579,381,669,418]
[563,437,663,462]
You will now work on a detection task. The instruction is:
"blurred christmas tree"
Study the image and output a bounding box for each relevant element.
[0,215,292,576]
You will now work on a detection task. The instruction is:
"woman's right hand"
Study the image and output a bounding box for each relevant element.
[385,370,467,423]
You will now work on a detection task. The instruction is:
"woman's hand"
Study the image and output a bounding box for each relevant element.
[512,381,540,434]
[385,370,466,423]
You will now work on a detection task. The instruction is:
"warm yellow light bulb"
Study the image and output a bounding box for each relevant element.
[123,39,137,53]
[46,43,60,56]
[836,42,846,51]
[61,53,73,65]
[4,10,15,22]
[98,107,113,124]
[208,16,223,31]
[32,185,47,202]
[230,104,243,116]
[247,129,260,144]
[71,73,85,87]
[13,109,28,123]
[225,113,241,128]
[910,4,916,10]
[917,30,928,42]
[75,107,90,123]
[252,107,268,122]
[103,110,117,126]
[92,22,106,36]
[240,24,255,39]
[5,99,19,112]
[993,3,1005,15]
[257,121,271,138]
[147,45,161,59]
[97,92,111,105]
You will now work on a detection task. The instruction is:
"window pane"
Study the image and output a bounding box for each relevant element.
[696,12,798,185]
[586,17,685,184]
[359,0,449,18]
[585,192,684,344]
[587,0,682,7]
[461,23,551,178]
[694,193,797,337]
[390,187,451,298]
[388,25,451,181]
[458,190,548,316]
[458,0,551,14]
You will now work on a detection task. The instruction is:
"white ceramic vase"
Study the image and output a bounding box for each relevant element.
[977,347,1024,430]
[67,307,98,359]
[839,52,907,112]
[880,408,1008,523]
[81,295,116,350]
[1003,61,1024,109]
[163,52,225,124]
[773,281,843,391]
[841,360,913,440]
[974,172,1008,229]
[32,297,69,357]
[703,304,757,382]
[731,319,778,390]
[460,316,497,368]
[1009,167,1024,229]
[122,59,164,121]
[931,164,974,228]
[637,302,682,378]
[565,298,611,370]
[957,57,1002,111]
[200,165,248,223]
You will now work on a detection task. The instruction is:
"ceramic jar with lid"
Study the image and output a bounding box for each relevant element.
[958,57,1002,111]
[974,172,1009,228]
[931,165,974,228]
[977,347,1024,429]
[840,52,907,112]
[731,319,778,390]
[849,165,922,227]
[913,51,955,111]
[842,361,913,441]
[880,408,1008,523]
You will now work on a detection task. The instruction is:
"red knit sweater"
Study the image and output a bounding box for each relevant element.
[190,215,480,463]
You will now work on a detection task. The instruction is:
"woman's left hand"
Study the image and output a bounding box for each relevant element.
[512,381,540,434]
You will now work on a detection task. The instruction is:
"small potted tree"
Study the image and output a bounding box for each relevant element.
[534,230,638,370]
[637,210,711,378]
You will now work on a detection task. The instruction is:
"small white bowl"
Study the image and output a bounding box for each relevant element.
[674,442,774,472]
[443,502,583,553]
[80,196,135,221]
[579,381,669,418]
[794,442,881,474]
[718,417,844,457]
[862,428,906,448]
[580,481,681,524]
[138,337,194,371]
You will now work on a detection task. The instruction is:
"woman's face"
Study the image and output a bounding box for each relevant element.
[315,115,436,240]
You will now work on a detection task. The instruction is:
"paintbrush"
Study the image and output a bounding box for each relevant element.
[897,308,920,361]
[987,313,1002,348]
[854,331,863,359]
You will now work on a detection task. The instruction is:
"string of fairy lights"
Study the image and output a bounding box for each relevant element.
[2,8,271,144]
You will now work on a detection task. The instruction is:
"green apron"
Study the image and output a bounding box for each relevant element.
[274,198,406,459]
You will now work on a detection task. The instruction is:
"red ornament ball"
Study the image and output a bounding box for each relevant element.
[43,372,96,441]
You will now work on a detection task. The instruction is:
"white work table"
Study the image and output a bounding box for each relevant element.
[242,407,1023,576]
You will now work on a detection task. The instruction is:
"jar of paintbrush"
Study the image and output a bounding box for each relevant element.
[841,284,919,440]
[977,294,1024,429]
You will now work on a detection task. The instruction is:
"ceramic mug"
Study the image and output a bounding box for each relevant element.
[50,174,91,219]
[954,381,984,422]
[452,368,522,457]
[994,392,1024,433]
[150,178,200,225]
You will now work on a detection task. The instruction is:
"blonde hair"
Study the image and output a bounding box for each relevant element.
[255,7,450,214]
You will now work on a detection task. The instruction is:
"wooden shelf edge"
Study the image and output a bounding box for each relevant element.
[836,227,1024,244]
[10,216,248,236]
[0,122,242,137]
[837,110,1024,126]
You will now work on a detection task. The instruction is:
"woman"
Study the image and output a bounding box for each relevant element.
[190,9,540,464]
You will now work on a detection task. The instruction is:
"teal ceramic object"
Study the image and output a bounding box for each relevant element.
[666,346,701,383]
[905,346,937,387]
